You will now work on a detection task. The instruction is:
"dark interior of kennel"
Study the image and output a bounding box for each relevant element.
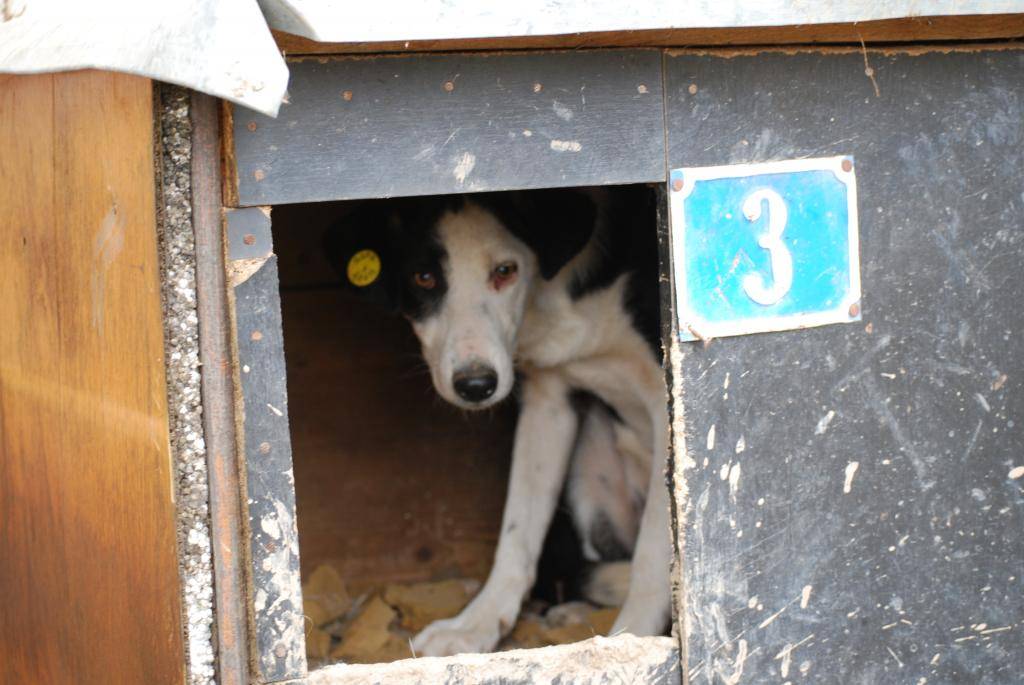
[273,200,516,594]
[272,187,661,613]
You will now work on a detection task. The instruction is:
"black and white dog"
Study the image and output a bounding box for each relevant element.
[328,186,670,656]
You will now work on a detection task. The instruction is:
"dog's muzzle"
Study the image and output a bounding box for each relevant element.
[452,364,498,404]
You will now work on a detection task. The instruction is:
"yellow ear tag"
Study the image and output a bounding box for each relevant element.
[347,249,382,287]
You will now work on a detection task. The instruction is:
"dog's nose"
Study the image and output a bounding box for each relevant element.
[452,365,498,403]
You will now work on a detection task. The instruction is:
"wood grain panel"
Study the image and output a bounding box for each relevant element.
[0,71,185,685]
[191,91,251,685]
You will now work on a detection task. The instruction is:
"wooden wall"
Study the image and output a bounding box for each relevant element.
[667,48,1024,683]
[0,72,185,684]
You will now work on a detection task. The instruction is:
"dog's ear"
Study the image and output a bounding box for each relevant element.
[323,202,402,309]
[485,189,598,280]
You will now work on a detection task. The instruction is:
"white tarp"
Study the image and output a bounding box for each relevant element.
[2,0,1021,116]
[0,0,288,116]
[257,0,1024,43]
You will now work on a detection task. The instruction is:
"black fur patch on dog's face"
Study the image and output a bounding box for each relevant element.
[325,195,467,321]
[398,229,448,321]
[325,189,598,316]
[476,189,597,280]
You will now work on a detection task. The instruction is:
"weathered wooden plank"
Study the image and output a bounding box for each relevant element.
[191,91,251,685]
[227,207,307,682]
[654,183,690,666]
[273,15,1024,55]
[229,50,665,206]
[665,48,1024,683]
[0,71,185,684]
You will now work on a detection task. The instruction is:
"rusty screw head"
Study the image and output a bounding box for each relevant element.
[274,644,287,659]
[246,121,257,132]
[243,234,256,246]
[251,330,263,341]
[849,302,861,317]
[841,158,853,172]
[532,82,543,93]
[253,169,265,182]
[258,441,271,454]
[672,177,684,192]
[342,90,353,101]
[443,81,455,92]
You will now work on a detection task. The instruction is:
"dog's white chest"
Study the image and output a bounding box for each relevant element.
[518,281,617,365]
[517,277,662,439]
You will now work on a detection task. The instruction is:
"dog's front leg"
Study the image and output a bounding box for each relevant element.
[611,401,673,637]
[413,372,577,656]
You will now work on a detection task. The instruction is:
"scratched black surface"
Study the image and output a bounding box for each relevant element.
[231,50,665,206]
[666,50,1024,683]
[228,208,307,682]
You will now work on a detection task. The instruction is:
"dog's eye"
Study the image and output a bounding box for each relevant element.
[494,262,517,277]
[413,272,437,290]
[492,261,518,285]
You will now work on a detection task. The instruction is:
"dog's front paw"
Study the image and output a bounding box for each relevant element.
[412,601,516,657]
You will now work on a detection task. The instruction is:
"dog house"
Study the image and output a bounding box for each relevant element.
[3,3,1024,685]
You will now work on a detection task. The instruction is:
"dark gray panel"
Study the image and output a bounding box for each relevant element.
[232,50,665,205]
[666,50,1024,683]
[228,208,306,682]
[227,206,274,260]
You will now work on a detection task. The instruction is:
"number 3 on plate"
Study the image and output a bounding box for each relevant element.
[741,188,793,306]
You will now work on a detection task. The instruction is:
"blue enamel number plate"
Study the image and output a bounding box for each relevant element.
[669,156,861,342]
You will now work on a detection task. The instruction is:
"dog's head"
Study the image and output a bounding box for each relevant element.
[326,190,596,409]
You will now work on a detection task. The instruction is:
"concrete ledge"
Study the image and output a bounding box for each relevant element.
[308,635,680,685]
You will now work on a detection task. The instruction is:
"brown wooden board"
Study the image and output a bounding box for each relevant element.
[228,50,666,206]
[273,14,1024,56]
[665,48,1024,684]
[0,72,185,684]
[271,201,516,592]
[191,91,250,685]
